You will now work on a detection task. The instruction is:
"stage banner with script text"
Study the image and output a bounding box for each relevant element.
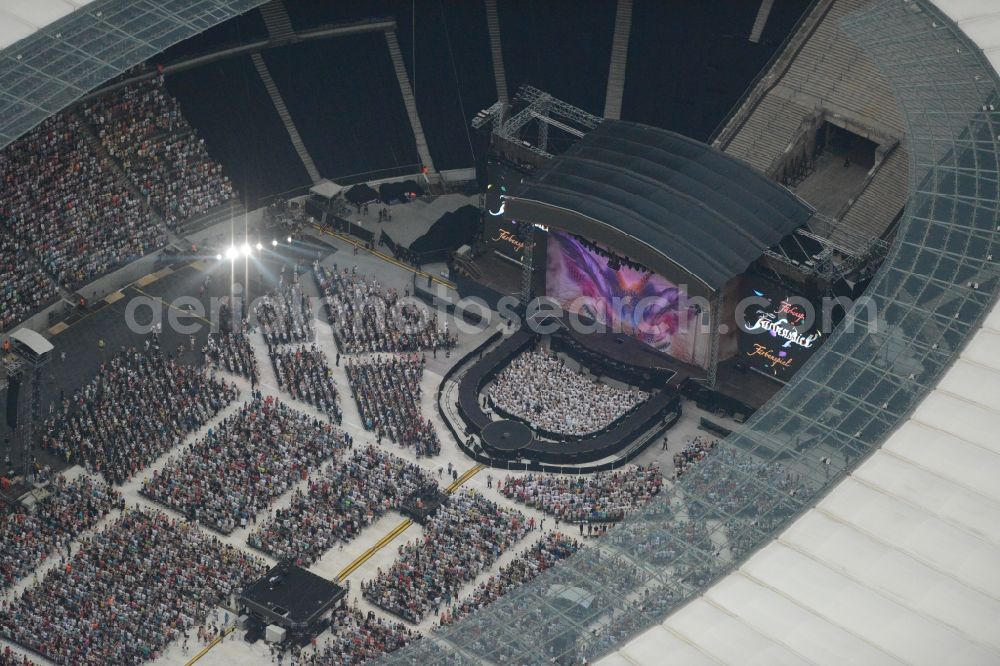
[737,276,824,381]
[485,160,528,264]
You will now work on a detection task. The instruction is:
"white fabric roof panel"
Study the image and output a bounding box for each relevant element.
[700,574,904,666]
[882,422,1000,505]
[0,0,92,49]
[663,599,810,666]
[615,625,722,666]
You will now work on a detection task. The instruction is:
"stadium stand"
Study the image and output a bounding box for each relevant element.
[164,56,312,208]
[717,0,908,252]
[82,75,237,229]
[0,114,163,290]
[261,35,420,181]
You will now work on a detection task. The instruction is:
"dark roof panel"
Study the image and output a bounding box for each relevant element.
[512,120,814,291]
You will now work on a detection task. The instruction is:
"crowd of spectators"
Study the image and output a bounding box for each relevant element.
[272,345,341,423]
[140,396,343,534]
[40,348,238,484]
[0,647,35,666]
[316,264,456,353]
[608,517,710,566]
[248,445,435,564]
[256,272,314,346]
[488,351,648,437]
[308,607,417,665]
[437,532,580,628]
[345,355,440,457]
[0,508,265,665]
[0,113,164,289]
[500,464,663,524]
[580,588,678,661]
[0,475,121,591]
[361,489,529,623]
[0,235,58,333]
[204,330,258,381]
[673,435,719,478]
[681,447,812,521]
[82,75,235,228]
[450,547,641,664]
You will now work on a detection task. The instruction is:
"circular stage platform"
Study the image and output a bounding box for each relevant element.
[481,419,534,456]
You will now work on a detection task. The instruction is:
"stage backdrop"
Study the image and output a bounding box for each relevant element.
[545,230,709,368]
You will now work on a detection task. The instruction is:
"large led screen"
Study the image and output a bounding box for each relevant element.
[545,230,708,366]
[737,275,824,382]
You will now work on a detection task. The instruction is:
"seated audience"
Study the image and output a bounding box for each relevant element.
[204,329,258,382]
[315,264,455,353]
[271,345,341,423]
[488,350,647,437]
[140,396,343,534]
[249,445,435,564]
[437,532,580,628]
[0,647,35,666]
[345,355,440,457]
[312,606,417,665]
[82,74,236,228]
[0,475,121,590]
[0,113,164,290]
[672,435,719,478]
[0,509,264,664]
[362,489,528,623]
[40,348,238,485]
[500,464,663,524]
[681,446,813,521]
[255,269,313,346]
[0,235,58,333]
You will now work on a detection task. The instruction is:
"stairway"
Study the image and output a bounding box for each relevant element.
[484,0,508,106]
[250,53,322,184]
[384,30,436,177]
[258,0,296,43]
[603,0,633,120]
[749,0,775,43]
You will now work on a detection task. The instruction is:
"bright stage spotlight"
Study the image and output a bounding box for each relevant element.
[287,236,293,244]
[215,254,222,261]
[225,247,238,261]
[271,239,278,247]
[256,242,263,251]
[241,243,251,257]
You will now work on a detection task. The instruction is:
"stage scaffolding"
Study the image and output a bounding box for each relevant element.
[473,85,603,169]
[4,340,50,481]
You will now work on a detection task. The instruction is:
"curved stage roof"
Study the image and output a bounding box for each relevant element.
[506,120,814,294]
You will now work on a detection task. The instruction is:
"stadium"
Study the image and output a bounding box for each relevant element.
[0,0,996,664]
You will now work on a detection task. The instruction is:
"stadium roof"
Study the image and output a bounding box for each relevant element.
[506,120,814,294]
[0,0,94,50]
[0,0,268,150]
